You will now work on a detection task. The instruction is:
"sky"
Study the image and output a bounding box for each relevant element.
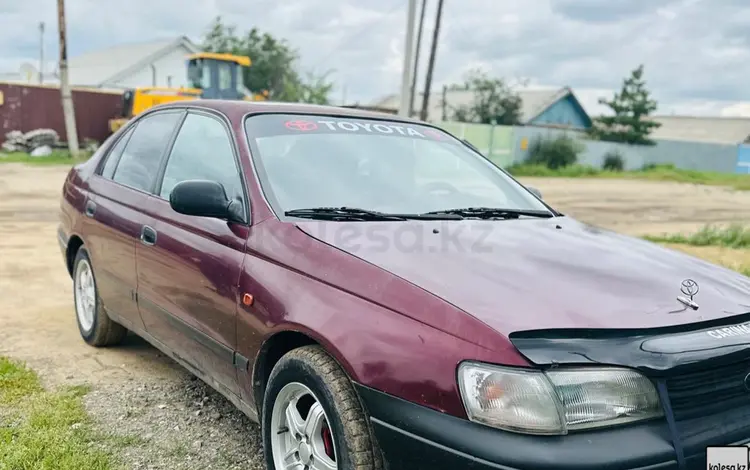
[2,0,750,117]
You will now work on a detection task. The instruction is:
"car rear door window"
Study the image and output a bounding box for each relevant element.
[158,113,244,207]
[100,127,134,179]
[112,112,182,192]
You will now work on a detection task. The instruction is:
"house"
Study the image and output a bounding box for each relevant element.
[67,36,200,90]
[370,86,592,129]
[649,115,750,144]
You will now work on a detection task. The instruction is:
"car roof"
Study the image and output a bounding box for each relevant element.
[153,99,425,124]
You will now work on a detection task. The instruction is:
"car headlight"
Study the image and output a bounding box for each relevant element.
[457,362,663,435]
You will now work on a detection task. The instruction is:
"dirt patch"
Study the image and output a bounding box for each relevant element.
[0,164,746,468]
[520,177,750,236]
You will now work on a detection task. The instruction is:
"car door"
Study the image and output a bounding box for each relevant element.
[84,111,183,331]
[135,110,250,398]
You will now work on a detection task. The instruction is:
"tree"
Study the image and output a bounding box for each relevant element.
[589,65,661,145]
[448,69,522,125]
[202,17,333,104]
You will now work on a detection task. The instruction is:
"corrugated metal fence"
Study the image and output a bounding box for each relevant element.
[511,126,740,173]
[436,121,747,174]
[0,82,122,145]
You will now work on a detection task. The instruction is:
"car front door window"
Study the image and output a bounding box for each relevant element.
[112,112,182,192]
[158,113,244,212]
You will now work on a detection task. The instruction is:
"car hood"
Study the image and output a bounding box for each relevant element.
[295,217,750,335]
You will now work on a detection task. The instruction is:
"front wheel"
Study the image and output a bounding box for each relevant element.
[262,346,383,470]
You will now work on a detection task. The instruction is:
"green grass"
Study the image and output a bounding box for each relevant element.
[507,163,750,191]
[0,357,120,469]
[0,357,42,404]
[644,225,750,249]
[0,150,92,166]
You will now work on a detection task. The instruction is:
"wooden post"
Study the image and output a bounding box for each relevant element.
[420,0,444,122]
[57,0,80,157]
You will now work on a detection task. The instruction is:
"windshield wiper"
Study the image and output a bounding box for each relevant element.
[424,207,554,219]
[285,207,463,221]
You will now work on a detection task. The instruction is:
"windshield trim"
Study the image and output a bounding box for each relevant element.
[241,111,560,221]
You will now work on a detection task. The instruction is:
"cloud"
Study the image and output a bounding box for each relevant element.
[2,0,750,116]
[551,0,681,23]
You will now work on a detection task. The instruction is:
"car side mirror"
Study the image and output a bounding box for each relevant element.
[527,186,543,199]
[169,180,244,222]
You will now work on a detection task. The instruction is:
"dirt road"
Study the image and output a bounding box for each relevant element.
[1,164,748,468]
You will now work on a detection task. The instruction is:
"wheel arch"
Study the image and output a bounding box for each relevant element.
[65,234,85,278]
[251,328,358,411]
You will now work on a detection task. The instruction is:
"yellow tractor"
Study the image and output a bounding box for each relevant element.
[108,52,268,133]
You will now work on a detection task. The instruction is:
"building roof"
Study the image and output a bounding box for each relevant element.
[370,86,586,124]
[68,36,200,88]
[648,115,750,144]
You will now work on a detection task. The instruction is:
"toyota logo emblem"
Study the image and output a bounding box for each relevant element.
[680,279,699,297]
[285,120,318,131]
[743,373,750,391]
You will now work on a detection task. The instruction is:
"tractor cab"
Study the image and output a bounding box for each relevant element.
[186,52,251,100]
[108,52,262,134]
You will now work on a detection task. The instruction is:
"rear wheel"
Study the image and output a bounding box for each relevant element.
[73,247,127,347]
[262,346,383,470]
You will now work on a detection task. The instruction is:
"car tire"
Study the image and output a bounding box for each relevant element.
[72,247,128,347]
[262,345,383,470]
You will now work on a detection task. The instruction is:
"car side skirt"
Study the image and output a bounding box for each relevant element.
[104,306,259,423]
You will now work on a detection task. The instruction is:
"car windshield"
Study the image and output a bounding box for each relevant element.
[244,114,552,217]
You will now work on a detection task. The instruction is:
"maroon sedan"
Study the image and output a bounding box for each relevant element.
[59,101,750,470]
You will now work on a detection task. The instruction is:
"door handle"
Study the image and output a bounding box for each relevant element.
[140,225,157,246]
[85,200,96,218]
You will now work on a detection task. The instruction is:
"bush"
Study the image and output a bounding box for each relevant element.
[507,163,600,177]
[525,135,582,169]
[640,162,676,171]
[602,150,624,172]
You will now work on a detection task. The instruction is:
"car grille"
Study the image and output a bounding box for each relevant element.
[667,360,750,420]
[666,359,750,447]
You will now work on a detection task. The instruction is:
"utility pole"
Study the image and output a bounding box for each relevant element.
[408,0,428,117]
[39,22,45,84]
[57,0,79,157]
[420,0,444,122]
[398,0,417,116]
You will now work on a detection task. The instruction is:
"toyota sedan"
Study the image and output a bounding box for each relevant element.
[58,101,750,470]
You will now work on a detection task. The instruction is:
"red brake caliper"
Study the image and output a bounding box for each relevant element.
[321,422,335,460]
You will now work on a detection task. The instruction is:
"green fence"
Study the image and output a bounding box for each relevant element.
[437,121,514,168]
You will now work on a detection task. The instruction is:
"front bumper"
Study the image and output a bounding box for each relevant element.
[356,384,737,470]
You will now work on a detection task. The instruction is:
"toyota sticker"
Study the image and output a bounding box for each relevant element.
[282,118,443,140]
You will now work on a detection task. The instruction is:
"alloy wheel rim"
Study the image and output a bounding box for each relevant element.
[74,259,96,332]
[270,382,337,470]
